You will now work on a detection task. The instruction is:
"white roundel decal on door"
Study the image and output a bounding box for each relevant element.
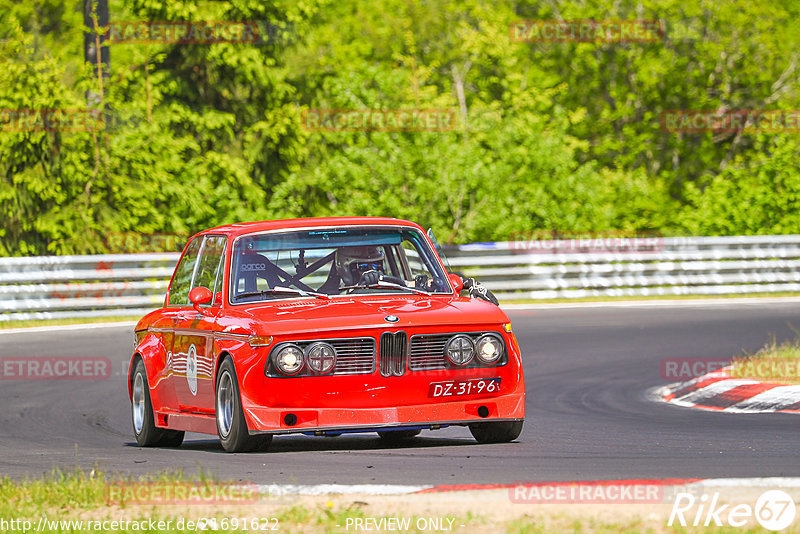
[186,344,198,396]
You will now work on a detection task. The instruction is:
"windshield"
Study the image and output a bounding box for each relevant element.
[229,226,451,302]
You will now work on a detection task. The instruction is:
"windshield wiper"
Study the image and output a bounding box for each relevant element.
[234,286,331,300]
[340,280,431,296]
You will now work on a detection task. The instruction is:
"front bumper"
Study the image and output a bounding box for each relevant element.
[243,389,525,435]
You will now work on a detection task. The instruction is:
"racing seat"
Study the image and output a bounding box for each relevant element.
[235,253,282,294]
[317,267,342,295]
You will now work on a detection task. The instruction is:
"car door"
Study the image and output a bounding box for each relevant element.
[172,235,227,414]
[160,236,203,412]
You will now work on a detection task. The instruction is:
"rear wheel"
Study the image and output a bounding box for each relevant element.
[216,358,271,453]
[469,421,523,444]
[377,429,421,443]
[131,360,184,447]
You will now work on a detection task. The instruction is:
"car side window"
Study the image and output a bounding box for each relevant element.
[168,238,202,306]
[192,236,227,305]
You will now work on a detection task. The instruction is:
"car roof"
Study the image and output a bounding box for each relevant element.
[193,217,425,240]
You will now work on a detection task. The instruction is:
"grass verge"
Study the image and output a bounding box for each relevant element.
[3,469,800,532]
[729,334,800,384]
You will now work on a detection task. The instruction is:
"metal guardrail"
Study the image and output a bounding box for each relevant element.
[0,254,178,321]
[2,235,800,321]
[446,235,800,300]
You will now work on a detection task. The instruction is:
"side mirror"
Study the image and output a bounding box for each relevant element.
[189,286,213,313]
[447,273,464,293]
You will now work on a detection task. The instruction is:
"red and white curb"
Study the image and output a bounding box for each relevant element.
[255,478,800,496]
[657,367,800,413]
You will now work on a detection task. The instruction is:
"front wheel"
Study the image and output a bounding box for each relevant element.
[469,420,523,444]
[216,358,271,453]
[131,359,184,447]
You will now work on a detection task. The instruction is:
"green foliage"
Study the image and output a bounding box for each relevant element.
[0,0,798,254]
[680,135,800,235]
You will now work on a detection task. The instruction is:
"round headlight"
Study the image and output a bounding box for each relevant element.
[445,335,475,366]
[273,344,305,375]
[305,342,337,375]
[475,334,504,364]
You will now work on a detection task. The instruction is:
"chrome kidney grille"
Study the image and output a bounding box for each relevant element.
[379,331,407,377]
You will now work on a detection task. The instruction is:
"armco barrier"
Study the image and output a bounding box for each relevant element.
[446,235,800,300]
[1,235,800,321]
[0,254,178,321]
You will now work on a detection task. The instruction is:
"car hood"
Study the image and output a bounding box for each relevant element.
[217,295,509,336]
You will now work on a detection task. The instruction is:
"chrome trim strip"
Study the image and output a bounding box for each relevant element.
[212,332,250,342]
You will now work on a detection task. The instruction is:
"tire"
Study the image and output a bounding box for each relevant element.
[131,359,185,447]
[216,358,272,453]
[469,420,523,444]
[159,429,185,447]
[377,429,421,443]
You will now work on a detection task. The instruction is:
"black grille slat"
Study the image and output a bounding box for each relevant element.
[379,332,407,377]
[330,338,376,375]
[408,333,452,370]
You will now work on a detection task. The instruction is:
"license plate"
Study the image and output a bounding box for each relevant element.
[428,378,501,398]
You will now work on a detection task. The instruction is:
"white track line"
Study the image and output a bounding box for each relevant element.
[253,478,800,497]
[691,478,800,489]
[0,321,137,335]
[502,297,800,310]
[258,484,432,496]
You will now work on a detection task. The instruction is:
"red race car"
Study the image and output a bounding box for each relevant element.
[129,217,525,452]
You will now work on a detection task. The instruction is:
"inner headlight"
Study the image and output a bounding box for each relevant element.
[475,334,504,364]
[305,342,337,374]
[445,335,475,366]
[273,344,305,375]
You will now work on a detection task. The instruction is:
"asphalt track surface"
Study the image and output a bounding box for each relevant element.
[2,301,800,485]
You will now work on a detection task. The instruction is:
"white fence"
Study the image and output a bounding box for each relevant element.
[2,235,800,321]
